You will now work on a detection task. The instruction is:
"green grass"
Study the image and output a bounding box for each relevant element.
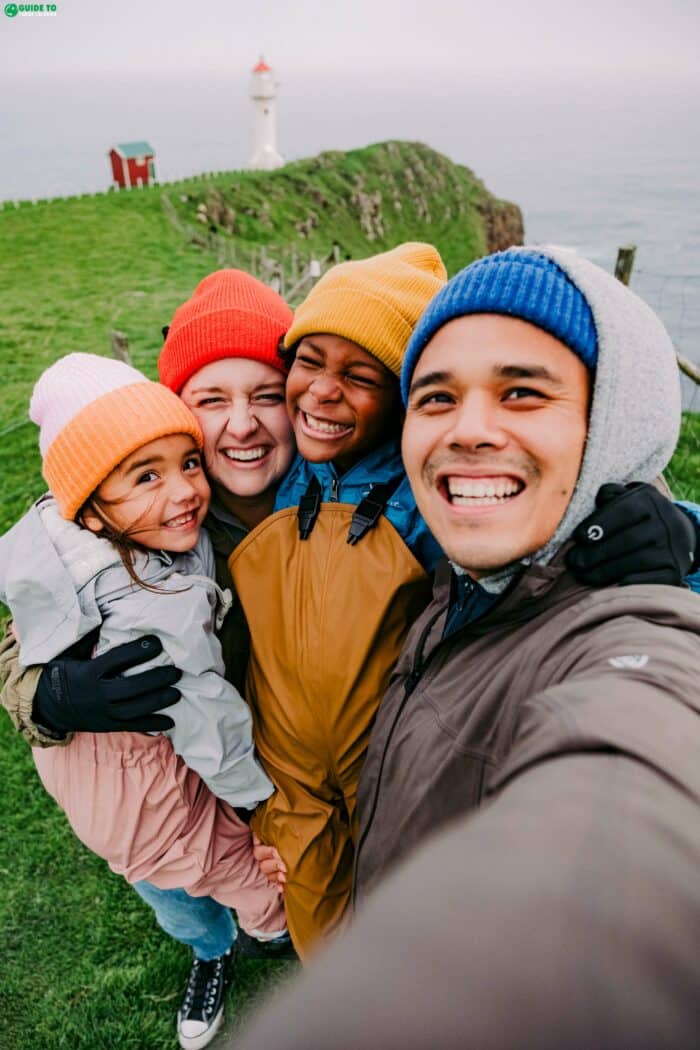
[0,712,296,1047]
[0,185,224,533]
[666,411,700,503]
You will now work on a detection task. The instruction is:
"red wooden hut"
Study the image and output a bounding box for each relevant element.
[109,142,156,189]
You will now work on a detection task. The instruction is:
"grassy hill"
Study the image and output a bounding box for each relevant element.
[0,139,523,533]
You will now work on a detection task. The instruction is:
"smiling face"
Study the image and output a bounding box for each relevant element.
[402,314,591,577]
[82,433,210,553]
[285,333,402,472]
[180,358,296,527]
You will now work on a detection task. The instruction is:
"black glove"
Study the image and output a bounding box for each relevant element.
[567,482,697,587]
[32,635,181,737]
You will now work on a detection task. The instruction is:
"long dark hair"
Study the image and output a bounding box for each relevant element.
[76,495,172,593]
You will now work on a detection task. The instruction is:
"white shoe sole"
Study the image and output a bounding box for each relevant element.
[178,1007,224,1050]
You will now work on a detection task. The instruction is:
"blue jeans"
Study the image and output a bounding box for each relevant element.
[133,881,236,961]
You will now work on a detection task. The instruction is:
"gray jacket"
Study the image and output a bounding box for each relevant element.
[0,496,273,809]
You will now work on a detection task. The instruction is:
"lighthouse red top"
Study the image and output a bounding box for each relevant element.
[253,58,271,73]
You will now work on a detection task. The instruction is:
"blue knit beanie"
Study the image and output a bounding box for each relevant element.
[400,249,598,404]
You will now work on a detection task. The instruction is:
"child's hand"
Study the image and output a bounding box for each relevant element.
[253,833,287,891]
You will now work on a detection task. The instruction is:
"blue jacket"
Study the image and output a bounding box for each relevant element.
[273,440,443,574]
[679,501,700,594]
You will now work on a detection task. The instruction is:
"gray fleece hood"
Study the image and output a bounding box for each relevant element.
[534,245,681,560]
[402,245,682,574]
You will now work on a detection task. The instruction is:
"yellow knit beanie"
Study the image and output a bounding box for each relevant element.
[284,242,447,376]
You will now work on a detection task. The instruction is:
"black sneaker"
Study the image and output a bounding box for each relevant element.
[234,928,298,961]
[177,949,233,1050]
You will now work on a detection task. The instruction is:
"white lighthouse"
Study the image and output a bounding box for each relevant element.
[249,56,284,171]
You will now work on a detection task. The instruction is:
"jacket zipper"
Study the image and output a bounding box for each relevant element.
[353,605,445,891]
[330,477,340,501]
[355,571,568,891]
[354,589,509,893]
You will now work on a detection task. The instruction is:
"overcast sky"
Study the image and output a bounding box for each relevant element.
[1,0,699,230]
[2,0,699,81]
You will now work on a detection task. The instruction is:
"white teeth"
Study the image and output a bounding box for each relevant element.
[166,511,196,527]
[223,447,267,461]
[451,495,506,507]
[304,412,352,435]
[447,477,523,503]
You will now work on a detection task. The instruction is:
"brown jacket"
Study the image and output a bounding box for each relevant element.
[355,555,700,900]
[231,557,700,1050]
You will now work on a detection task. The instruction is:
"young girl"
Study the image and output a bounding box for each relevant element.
[0,352,287,1049]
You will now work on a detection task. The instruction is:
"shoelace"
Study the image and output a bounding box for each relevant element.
[181,956,225,1019]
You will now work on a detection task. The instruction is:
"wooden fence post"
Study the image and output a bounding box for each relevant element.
[110,330,132,365]
[611,245,700,384]
[676,351,700,386]
[614,245,636,286]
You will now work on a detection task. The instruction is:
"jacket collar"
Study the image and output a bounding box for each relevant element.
[302,437,403,486]
[434,540,588,633]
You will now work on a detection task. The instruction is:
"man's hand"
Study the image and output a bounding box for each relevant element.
[253,833,287,892]
[33,635,181,736]
[567,482,697,587]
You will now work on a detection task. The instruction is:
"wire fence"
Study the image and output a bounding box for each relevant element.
[632,267,700,502]
[0,170,247,210]
[160,192,345,306]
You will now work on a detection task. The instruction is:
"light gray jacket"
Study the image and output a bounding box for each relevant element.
[0,496,273,809]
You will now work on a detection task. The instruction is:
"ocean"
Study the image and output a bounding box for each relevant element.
[2,69,698,405]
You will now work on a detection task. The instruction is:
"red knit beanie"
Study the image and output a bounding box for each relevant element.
[158,269,293,393]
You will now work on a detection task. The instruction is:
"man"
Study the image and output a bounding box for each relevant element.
[230,247,700,1048]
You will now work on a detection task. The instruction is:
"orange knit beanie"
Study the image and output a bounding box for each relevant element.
[30,353,203,520]
[158,269,293,393]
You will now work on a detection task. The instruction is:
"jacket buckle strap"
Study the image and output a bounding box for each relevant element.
[298,475,322,540]
[347,482,393,546]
